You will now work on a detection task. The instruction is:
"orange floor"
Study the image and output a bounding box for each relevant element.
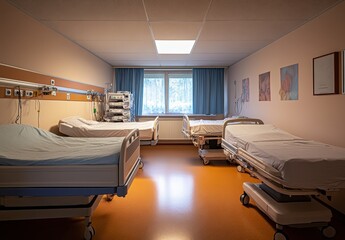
[1,144,344,240]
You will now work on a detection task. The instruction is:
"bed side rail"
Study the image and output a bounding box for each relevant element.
[182,114,191,135]
[222,118,264,137]
[119,129,140,187]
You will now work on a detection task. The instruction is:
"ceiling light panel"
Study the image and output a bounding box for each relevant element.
[155,40,195,54]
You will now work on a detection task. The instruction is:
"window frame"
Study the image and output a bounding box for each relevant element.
[142,69,193,115]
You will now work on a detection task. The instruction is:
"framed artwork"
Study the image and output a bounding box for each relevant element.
[242,78,249,102]
[313,52,340,95]
[259,72,271,101]
[280,64,298,100]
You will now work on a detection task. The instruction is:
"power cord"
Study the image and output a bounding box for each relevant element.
[14,86,22,124]
[35,99,41,128]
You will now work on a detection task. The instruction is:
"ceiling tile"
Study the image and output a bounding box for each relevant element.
[184,60,234,67]
[193,40,268,53]
[207,0,341,21]
[77,40,156,53]
[111,60,162,67]
[157,54,193,61]
[199,21,302,41]
[100,53,158,61]
[187,53,248,61]
[150,22,202,40]
[8,0,147,20]
[144,0,211,21]
[44,21,152,41]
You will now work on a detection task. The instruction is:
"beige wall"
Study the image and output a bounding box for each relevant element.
[228,1,345,148]
[0,99,102,133]
[227,1,345,214]
[0,0,113,130]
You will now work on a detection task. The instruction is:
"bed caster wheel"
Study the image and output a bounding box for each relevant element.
[84,225,95,240]
[105,194,114,201]
[321,225,336,239]
[203,159,209,165]
[139,160,144,169]
[274,230,288,240]
[240,193,250,206]
[237,165,245,173]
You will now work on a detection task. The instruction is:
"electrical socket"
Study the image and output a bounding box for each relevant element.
[14,89,24,97]
[25,90,34,97]
[5,89,12,96]
[66,93,70,100]
[51,79,55,85]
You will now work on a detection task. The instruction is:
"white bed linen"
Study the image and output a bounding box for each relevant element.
[224,124,345,189]
[59,116,154,140]
[224,124,302,149]
[189,118,231,135]
[0,124,123,166]
[187,116,247,136]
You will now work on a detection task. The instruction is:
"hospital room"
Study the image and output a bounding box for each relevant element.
[1,0,345,239]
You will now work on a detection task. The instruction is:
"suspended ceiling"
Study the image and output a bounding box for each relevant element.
[7,0,343,67]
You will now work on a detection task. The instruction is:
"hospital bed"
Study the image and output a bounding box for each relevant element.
[182,114,244,165]
[58,116,159,145]
[221,119,345,240]
[0,124,141,240]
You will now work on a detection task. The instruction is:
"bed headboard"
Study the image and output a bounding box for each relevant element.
[222,118,264,137]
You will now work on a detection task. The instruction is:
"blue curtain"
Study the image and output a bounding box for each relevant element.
[115,68,144,115]
[193,68,224,114]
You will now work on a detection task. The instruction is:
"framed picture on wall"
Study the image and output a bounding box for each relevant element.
[280,64,298,100]
[259,72,271,101]
[313,52,340,95]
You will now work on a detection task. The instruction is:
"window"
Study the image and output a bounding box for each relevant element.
[142,70,193,115]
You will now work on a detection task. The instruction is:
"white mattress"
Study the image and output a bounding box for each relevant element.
[189,119,225,135]
[224,124,345,189]
[59,116,154,140]
[0,124,123,166]
[187,116,247,136]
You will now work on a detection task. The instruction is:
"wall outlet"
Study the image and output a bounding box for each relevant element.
[66,93,70,100]
[51,79,55,85]
[5,89,12,96]
[25,90,34,97]
[14,89,24,97]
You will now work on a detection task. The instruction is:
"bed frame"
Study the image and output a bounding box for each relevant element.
[221,120,338,240]
[182,114,227,165]
[140,116,159,146]
[59,116,159,146]
[0,129,141,240]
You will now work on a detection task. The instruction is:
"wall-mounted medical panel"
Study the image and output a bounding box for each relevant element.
[0,64,104,101]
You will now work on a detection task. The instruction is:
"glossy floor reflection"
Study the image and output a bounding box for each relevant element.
[1,144,345,240]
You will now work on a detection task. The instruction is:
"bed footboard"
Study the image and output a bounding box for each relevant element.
[118,129,141,195]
